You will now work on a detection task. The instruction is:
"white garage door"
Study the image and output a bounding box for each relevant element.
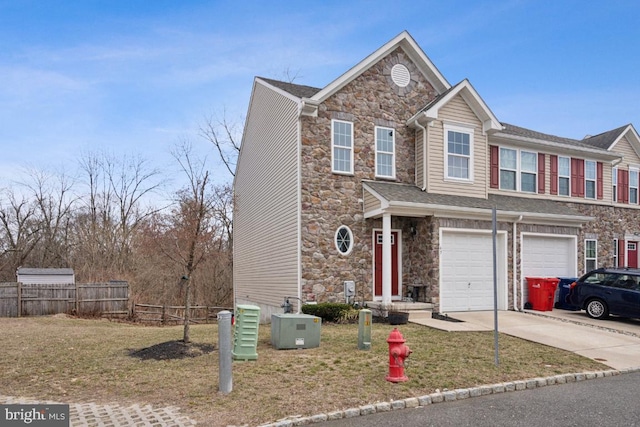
[440,230,507,312]
[521,234,577,306]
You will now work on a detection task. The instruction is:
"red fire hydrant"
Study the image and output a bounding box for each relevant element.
[386,327,412,383]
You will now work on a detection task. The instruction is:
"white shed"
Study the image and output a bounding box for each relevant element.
[16,268,75,285]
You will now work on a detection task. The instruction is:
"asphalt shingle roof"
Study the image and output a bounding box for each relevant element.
[17,267,74,275]
[364,180,587,218]
[582,125,629,150]
[258,77,322,99]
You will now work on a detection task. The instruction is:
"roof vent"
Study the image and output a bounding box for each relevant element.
[391,64,411,88]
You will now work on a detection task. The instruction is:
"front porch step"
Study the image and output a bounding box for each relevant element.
[365,301,433,317]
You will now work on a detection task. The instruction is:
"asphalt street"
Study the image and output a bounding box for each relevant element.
[319,371,640,427]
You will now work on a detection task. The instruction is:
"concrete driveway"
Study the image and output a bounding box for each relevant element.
[409,309,640,370]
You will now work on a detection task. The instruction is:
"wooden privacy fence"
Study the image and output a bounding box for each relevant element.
[133,304,232,325]
[0,282,129,317]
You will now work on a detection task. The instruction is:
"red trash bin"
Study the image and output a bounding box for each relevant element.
[526,277,560,311]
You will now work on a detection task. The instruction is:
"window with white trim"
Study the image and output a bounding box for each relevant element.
[559,156,571,196]
[520,151,537,193]
[499,147,537,193]
[613,238,619,267]
[332,120,353,174]
[630,168,639,204]
[613,167,618,202]
[375,126,395,178]
[585,160,596,199]
[335,226,353,255]
[445,124,473,181]
[585,239,597,272]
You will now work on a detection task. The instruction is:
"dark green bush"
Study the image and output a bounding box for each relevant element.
[301,303,358,323]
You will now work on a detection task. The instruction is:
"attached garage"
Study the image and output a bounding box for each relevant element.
[439,229,508,312]
[520,233,577,308]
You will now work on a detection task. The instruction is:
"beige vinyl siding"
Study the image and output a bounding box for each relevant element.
[415,128,425,188]
[427,95,487,198]
[363,191,381,214]
[615,135,640,166]
[234,82,300,309]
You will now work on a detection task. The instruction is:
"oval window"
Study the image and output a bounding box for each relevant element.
[335,226,353,255]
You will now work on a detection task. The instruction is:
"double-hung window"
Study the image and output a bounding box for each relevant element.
[585,239,597,272]
[630,168,639,204]
[558,156,570,196]
[499,148,517,190]
[499,148,536,192]
[520,151,537,193]
[332,120,353,174]
[375,126,395,179]
[445,124,473,181]
[585,160,596,199]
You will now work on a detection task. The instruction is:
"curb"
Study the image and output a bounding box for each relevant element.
[257,367,640,427]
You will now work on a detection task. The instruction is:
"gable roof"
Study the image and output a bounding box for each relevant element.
[582,124,640,158]
[407,79,502,133]
[308,31,450,105]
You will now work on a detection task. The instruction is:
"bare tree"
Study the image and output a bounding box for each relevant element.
[162,142,216,343]
[75,151,164,280]
[199,111,241,177]
[20,167,77,267]
[0,189,40,280]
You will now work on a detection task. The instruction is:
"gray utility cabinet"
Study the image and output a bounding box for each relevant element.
[271,313,321,349]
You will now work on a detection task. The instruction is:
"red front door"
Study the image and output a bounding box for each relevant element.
[628,241,638,268]
[374,230,399,298]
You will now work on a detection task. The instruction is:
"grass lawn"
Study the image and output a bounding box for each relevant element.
[0,315,607,426]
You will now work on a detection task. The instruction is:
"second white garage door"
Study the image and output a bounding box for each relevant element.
[440,230,507,312]
[521,234,577,308]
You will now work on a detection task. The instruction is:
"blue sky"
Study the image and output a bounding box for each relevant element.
[1,0,639,187]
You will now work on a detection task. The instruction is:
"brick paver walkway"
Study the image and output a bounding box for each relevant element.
[1,395,197,426]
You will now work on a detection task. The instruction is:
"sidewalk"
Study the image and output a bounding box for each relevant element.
[0,395,197,427]
[409,309,640,370]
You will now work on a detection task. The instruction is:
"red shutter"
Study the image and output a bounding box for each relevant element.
[576,159,584,197]
[620,169,629,204]
[537,153,545,194]
[490,145,499,188]
[597,162,604,199]
[619,239,626,267]
[550,155,558,195]
[571,158,585,197]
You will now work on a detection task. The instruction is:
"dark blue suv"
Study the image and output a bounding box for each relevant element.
[568,268,640,320]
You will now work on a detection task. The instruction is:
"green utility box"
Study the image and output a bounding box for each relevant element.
[232,304,260,361]
[271,313,321,350]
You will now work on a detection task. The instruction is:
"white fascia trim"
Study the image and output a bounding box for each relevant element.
[255,77,304,104]
[491,133,623,162]
[406,80,502,133]
[609,125,640,157]
[368,200,593,225]
[311,31,450,104]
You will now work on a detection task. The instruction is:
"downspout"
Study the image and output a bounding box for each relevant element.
[513,215,523,311]
[415,121,428,191]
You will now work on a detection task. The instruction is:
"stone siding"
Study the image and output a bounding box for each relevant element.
[299,48,436,303]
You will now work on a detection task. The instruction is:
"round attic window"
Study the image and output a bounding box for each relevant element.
[391,64,411,88]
